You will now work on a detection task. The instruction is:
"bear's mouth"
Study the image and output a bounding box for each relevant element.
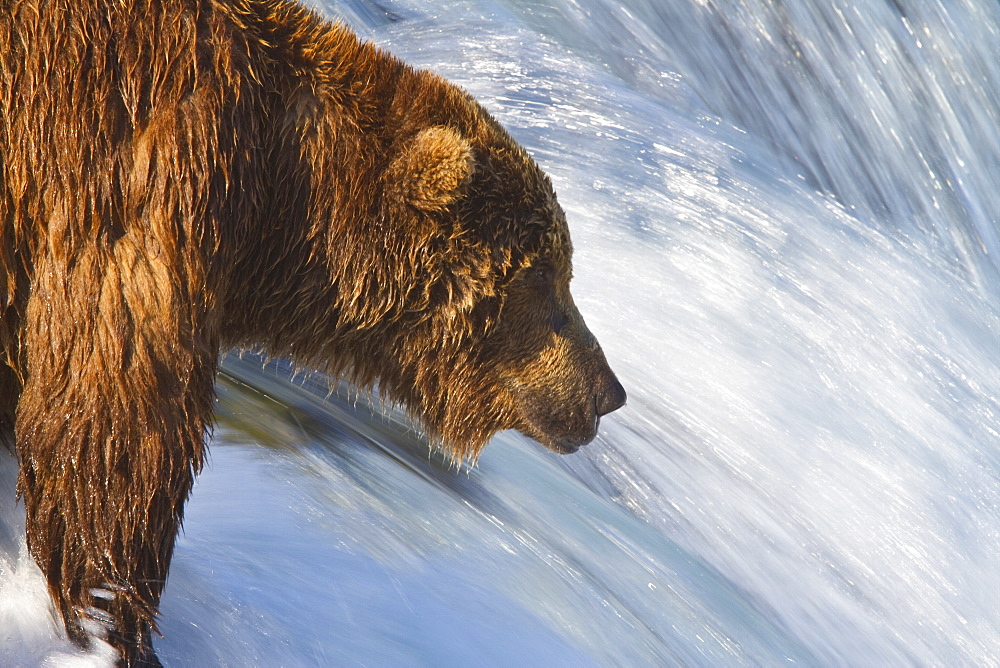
[522,407,600,455]
[547,426,597,454]
[549,405,601,453]
[506,381,606,455]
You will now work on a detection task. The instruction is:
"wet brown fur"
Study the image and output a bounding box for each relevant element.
[0,0,624,663]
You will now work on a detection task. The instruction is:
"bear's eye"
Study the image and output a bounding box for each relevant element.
[517,262,565,337]
[550,309,569,335]
[531,264,553,283]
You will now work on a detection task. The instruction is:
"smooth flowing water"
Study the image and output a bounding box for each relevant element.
[2,0,998,665]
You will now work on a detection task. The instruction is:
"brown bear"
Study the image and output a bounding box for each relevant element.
[0,0,626,664]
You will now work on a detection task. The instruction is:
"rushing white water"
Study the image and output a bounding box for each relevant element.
[2,0,998,665]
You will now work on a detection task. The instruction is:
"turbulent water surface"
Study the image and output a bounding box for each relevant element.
[2,0,998,665]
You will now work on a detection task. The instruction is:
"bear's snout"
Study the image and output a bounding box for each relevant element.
[511,347,626,455]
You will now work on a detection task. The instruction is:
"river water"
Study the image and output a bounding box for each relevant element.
[1,0,998,665]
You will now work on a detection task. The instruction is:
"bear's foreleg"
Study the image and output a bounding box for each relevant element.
[16,246,215,665]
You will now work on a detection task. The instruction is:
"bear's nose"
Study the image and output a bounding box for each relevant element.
[596,373,627,417]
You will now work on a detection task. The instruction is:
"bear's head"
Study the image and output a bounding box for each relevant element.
[288,70,626,461]
[373,116,626,461]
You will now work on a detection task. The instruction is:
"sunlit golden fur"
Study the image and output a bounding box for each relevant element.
[0,0,624,664]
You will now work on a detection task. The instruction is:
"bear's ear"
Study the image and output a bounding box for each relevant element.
[391,126,474,211]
